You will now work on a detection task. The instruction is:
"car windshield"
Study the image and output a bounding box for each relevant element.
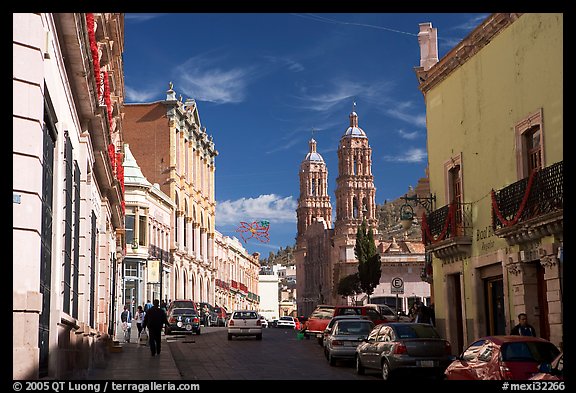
[171,308,196,316]
[171,301,193,309]
[310,308,334,319]
[393,324,441,339]
[280,317,293,321]
[233,311,257,319]
[335,321,374,335]
[501,342,560,363]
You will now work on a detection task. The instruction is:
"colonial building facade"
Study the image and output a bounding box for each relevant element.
[122,144,174,317]
[13,13,126,379]
[416,13,563,352]
[123,85,218,305]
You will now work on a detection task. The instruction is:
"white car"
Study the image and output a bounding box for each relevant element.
[276,316,297,329]
[227,310,262,340]
[259,315,269,328]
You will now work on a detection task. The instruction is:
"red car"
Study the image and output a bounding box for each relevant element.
[445,335,560,380]
[303,305,336,345]
[333,306,389,326]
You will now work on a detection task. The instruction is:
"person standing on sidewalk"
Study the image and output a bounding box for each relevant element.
[134,305,146,339]
[142,299,169,356]
[120,305,132,343]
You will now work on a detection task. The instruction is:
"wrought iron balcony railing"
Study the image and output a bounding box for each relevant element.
[491,161,563,231]
[421,201,473,246]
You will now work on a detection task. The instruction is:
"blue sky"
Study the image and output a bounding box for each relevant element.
[123,13,489,257]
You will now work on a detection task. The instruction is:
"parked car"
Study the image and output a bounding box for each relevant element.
[165,307,201,335]
[366,304,412,322]
[355,322,453,380]
[259,315,269,328]
[322,315,371,349]
[445,335,561,380]
[227,310,263,340]
[213,306,228,327]
[325,319,375,366]
[530,352,563,380]
[333,305,389,326]
[197,302,218,327]
[304,305,336,345]
[276,316,297,329]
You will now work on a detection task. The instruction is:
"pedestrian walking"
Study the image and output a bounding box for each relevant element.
[511,313,537,336]
[120,305,132,343]
[142,299,169,356]
[134,305,146,338]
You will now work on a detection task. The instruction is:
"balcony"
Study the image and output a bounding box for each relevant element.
[491,161,563,245]
[422,201,473,263]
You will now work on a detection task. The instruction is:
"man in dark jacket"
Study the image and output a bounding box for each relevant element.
[511,313,537,336]
[142,299,169,356]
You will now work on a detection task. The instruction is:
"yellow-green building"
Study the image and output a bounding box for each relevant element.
[415,13,563,353]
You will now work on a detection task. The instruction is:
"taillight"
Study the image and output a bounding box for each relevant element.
[499,363,513,380]
[169,317,176,323]
[332,340,343,346]
[394,343,407,354]
[257,319,262,326]
[444,341,452,355]
[229,320,234,326]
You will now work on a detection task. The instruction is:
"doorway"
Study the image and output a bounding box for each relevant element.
[485,276,506,335]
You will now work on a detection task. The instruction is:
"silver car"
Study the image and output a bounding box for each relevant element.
[355,323,453,380]
[325,319,375,366]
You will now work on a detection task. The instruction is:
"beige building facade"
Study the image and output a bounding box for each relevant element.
[416,13,563,353]
[13,13,126,379]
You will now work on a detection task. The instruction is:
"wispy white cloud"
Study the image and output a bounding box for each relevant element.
[397,129,420,140]
[216,194,297,225]
[125,14,165,23]
[262,55,304,72]
[384,101,426,128]
[125,86,159,103]
[294,80,391,113]
[382,147,427,163]
[451,14,490,31]
[174,53,257,104]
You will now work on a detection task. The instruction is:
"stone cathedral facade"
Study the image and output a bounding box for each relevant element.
[295,109,380,317]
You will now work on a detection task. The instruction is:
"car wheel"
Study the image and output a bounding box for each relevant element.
[356,355,365,375]
[256,334,262,340]
[228,333,232,340]
[381,360,392,381]
[328,352,336,367]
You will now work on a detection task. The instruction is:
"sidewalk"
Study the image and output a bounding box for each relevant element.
[86,329,182,380]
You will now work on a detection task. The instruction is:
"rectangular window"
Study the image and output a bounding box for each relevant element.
[515,109,544,180]
[72,162,81,318]
[139,214,147,247]
[63,132,73,314]
[125,214,135,245]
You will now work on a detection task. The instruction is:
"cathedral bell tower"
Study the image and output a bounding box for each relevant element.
[295,138,332,248]
[332,107,378,302]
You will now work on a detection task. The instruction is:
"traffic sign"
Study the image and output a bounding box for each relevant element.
[391,277,404,294]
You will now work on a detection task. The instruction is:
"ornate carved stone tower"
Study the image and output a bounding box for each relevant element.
[296,138,332,247]
[295,138,332,315]
[332,108,378,303]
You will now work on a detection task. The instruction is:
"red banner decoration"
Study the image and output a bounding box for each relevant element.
[421,202,456,245]
[85,14,101,100]
[491,168,537,227]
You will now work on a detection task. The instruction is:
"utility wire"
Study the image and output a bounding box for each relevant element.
[291,13,418,37]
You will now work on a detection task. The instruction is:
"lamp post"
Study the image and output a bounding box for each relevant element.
[399,193,436,286]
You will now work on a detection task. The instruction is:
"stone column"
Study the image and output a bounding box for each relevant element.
[177,210,184,251]
[194,223,201,260]
[186,217,193,256]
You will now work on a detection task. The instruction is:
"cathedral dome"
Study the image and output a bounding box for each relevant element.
[342,110,367,138]
[303,138,325,162]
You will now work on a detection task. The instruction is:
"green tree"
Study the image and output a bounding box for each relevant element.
[355,220,382,303]
[337,273,361,300]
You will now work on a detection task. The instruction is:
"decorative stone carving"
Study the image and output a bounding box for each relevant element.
[506,262,522,276]
[540,255,558,269]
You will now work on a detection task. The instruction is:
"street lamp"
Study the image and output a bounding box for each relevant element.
[399,193,436,230]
